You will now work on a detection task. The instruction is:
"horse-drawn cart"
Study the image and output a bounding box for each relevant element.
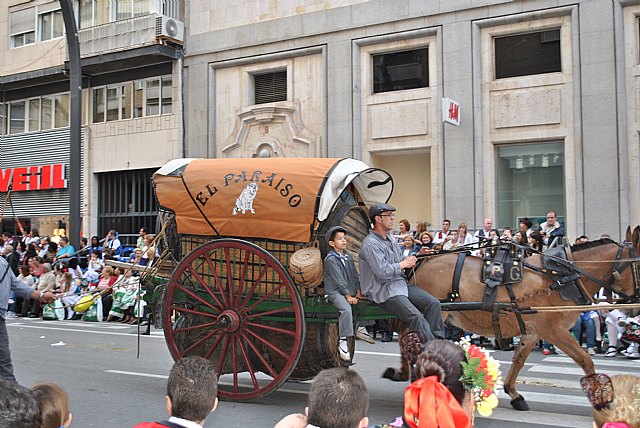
[151,157,396,401]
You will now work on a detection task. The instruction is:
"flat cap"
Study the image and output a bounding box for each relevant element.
[325,225,348,243]
[369,203,396,221]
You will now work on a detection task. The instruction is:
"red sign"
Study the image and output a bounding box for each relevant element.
[442,97,461,126]
[0,164,67,192]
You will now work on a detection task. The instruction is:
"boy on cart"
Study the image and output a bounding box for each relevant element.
[324,226,373,362]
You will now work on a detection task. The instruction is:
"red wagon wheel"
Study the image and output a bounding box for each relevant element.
[163,239,305,401]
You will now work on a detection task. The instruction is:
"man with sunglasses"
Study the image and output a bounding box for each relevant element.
[359,203,445,344]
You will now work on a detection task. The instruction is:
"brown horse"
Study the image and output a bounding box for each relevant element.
[394,227,640,411]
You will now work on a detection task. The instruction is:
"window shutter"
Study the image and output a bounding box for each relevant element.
[254,71,287,105]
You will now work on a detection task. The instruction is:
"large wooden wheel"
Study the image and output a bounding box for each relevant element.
[163,239,305,401]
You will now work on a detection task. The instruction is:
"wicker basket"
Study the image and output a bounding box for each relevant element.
[289,246,323,287]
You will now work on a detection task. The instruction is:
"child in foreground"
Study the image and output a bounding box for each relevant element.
[31,383,72,428]
[274,367,369,428]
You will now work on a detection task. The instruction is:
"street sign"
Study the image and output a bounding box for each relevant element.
[443,97,461,126]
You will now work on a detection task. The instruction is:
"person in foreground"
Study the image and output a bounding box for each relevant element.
[274,367,369,428]
[134,356,218,428]
[581,373,640,428]
[31,382,73,428]
[359,203,445,343]
[374,334,501,427]
[0,379,41,428]
[0,255,55,381]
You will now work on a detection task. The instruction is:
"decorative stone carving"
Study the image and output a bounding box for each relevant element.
[221,105,319,158]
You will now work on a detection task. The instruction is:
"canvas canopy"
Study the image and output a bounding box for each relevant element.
[153,158,393,243]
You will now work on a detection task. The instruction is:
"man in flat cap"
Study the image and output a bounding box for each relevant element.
[358,203,445,344]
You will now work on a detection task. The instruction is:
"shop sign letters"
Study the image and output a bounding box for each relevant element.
[0,163,68,192]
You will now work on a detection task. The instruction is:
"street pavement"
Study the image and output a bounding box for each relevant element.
[6,317,640,427]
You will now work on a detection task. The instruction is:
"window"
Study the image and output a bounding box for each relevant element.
[133,81,144,118]
[10,8,36,48]
[39,8,63,42]
[9,102,26,134]
[3,94,71,134]
[496,142,565,229]
[494,29,562,79]
[79,0,110,28]
[254,71,287,104]
[146,78,160,116]
[92,87,106,123]
[41,97,53,130]
[373,48,429,93]
[161,76,173,114]
[116,0,149,21]
[91,76,172,123]
[106,86,120,121]
[28,99,41,132]
[80,0,151,28]
[54,94,70,128]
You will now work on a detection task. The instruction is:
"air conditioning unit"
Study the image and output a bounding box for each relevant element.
[155,15,184,43]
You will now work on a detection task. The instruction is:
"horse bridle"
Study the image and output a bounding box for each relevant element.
[566,240,640,303]
[608,241,640,303]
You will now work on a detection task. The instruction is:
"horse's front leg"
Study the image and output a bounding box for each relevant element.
[504,332,538,411]
[543,328,595,377]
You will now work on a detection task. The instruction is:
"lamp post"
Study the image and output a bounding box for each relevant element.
[59,0,81,250]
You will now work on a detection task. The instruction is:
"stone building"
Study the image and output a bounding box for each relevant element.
[1,0,638,240]
[183,0,639,240]
[0,0,183,242]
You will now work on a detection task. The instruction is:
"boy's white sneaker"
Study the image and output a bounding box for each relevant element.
[338,338,351,361]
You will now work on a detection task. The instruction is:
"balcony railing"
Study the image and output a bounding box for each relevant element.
[78,14,159,58]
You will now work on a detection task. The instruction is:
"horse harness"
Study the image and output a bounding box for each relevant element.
[443,239,640,341]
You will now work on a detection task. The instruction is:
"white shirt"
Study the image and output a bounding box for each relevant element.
[432,230,450,244]
[168,416,203,428]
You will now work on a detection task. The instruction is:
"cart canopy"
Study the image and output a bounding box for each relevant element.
[153,158,392,242]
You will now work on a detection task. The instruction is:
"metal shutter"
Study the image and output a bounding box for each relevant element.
[254,71,287,105]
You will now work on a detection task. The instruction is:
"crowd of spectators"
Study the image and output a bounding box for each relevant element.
[0,226,157,323]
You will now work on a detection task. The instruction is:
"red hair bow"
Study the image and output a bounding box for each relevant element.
[404,376,472,428]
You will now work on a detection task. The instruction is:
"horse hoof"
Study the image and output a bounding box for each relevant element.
[382,368,396,380]
[382,368,408,382]
[510,395,530,411]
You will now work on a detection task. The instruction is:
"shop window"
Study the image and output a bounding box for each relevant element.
[10,8,36,48]
[39,8,63,42]
[373,48,429,93]
[254,70,287,104]
[496,142,565,229]
[494,29,562,79]
[9,102,26,134]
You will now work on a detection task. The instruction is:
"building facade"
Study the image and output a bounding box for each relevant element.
[2,0,639,241]
[182,0,640,240]
[1,0,184,242]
